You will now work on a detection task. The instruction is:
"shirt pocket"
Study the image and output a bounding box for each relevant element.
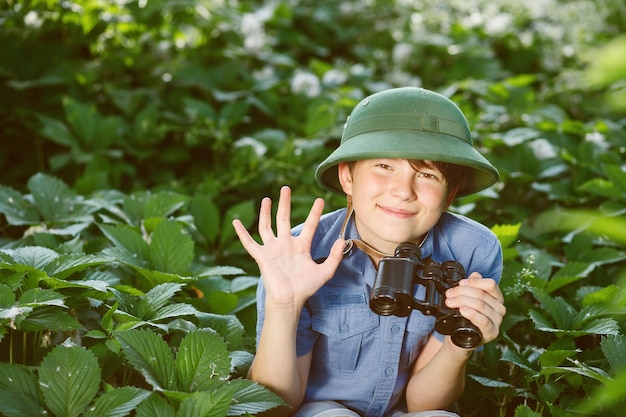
[312,307,379,377]
[402,311,436,366]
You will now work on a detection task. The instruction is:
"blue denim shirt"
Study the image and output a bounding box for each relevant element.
[255,208,502,417]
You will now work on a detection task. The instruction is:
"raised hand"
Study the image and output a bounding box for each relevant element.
[232,186,345,309]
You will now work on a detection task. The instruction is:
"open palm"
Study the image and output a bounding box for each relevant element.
[232,186,345,309]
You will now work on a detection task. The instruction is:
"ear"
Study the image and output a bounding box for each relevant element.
[337,163,354,195]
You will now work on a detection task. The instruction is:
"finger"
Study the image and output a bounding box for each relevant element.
[232,219,260,255]
[299,198,325,242]
[459,307,502,343]
[257,196,276,242]
[276,186,292,236]
[319,237,346,275]
[458,274,504,303]
[447,284,506,319]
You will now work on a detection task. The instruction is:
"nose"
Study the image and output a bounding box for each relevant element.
[390,169,417,201]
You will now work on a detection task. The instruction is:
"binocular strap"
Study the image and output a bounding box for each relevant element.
[339,196,429,266]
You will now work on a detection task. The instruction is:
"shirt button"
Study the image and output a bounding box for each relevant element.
[340,324,349,333]
[391,325,400,334]
[374,405,382,412]
[385,367,394,376]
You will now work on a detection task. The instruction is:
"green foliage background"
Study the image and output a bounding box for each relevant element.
[1,0,625,416]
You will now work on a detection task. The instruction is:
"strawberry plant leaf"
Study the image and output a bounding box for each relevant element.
[99,224,151,267]
[227,378,286,416]
[83,386,150,417]
[135,393,175,417]
[115,329,178,391]
[601,335,626,374]
[0,362,44,413]
[39,342,100,417]
[176,329,231,392]
[0,185,40,225]
[149,220,194,274]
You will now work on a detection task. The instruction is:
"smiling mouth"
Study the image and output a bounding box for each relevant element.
[378,205,415,218]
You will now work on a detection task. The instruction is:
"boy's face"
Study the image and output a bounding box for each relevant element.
[338,158,450,255]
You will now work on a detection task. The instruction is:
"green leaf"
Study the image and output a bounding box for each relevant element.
[514,405,542,417]
[604,163,626,193]
[150,303,199,321]
[0,363,44,413]
[0,283,16,308]
[529,289,575,329]
[1,246,59,270]
[177,390,232,417]
[18,288,66,308]
[540,360,611,384]
[149,220,194,274]
[39,343,101,417]
[501,127,541,146]
[135,393,175,417]
[99,224,151,267]
[102,302,118,334]
[64,97,98,146]
[197,266,246,278]
[601,335,626,374]
[27,173,94,223]
[176,330,232,392]
[18,306,82,332]
[491,223,521,258]
[83,386,150,417]
[578,317,620,335]
[227,379,286,416]
[468,375,517,389]
[38,114,78,147]
[44,253,114,279]
[220,200,254,249]
[0,185,40,225]
[145,283,184,314]
[500,349,539,373]
[539,350,578,368]
[550,262,595,280]
[190,195,220,245]
[196,313,246,350]
[115,329,178,391]
[579,171,620,194]
[144,191,188,219]
[580,247,626,266]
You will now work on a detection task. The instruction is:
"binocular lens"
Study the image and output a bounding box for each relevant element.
[451,326,482,349]
[370,290,398,316]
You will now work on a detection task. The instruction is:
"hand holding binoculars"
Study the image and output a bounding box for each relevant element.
[370,242,482,348]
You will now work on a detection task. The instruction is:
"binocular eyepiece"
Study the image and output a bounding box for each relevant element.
[370,242,482,349]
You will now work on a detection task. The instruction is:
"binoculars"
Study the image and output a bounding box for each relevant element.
[370,242,482,348]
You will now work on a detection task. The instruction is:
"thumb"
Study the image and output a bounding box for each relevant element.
[320,238,345,275]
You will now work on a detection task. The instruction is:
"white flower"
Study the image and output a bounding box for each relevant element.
[291,72,321,97]
[529,138,557,159]
[322,69,348,86]
[24,11,43,28]
[392,42,413,65]
[585,131,609,150]
[241,13,267,51]
[235,137,267,157]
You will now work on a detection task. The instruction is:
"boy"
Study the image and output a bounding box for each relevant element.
[232,87,506,417]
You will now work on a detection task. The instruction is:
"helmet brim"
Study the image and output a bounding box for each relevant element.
[315,129,499,197]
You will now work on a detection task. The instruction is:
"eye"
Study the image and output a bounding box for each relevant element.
[376,163,393,170]
[416,171,440,181]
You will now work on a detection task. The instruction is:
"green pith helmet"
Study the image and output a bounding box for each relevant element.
[315,87,499,197]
